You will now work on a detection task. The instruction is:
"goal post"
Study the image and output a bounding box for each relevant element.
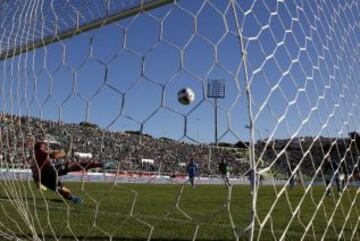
[0,0,175,60]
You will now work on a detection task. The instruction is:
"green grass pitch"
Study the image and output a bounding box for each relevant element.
[0,182,359,240]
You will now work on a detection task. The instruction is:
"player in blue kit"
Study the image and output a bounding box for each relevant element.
[187,159,198,188]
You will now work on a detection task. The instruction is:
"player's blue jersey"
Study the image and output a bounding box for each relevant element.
[187,163,198,177]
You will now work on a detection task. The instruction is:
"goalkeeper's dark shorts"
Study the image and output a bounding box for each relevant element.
[39,164,65,192]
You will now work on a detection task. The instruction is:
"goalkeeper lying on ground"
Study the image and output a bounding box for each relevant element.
[29,137,113,204]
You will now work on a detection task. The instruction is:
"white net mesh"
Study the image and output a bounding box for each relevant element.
[0,0,360,240]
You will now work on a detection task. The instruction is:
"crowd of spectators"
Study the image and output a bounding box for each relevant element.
[257,136,360,180]
[2,113,358,180]
[0,114,249,176]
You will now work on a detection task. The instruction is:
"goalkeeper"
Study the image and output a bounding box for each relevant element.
[218,159,231,188]
[30,137,112,203]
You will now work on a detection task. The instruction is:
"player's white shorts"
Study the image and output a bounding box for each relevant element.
[339,174,345,181]
[223,173,230,178]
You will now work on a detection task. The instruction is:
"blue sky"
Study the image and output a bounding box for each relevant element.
[1,0,360,143]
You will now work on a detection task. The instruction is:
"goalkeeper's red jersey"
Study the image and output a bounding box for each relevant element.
[31,142,52,183]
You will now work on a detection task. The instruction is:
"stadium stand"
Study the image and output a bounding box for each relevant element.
[1,113,358,181]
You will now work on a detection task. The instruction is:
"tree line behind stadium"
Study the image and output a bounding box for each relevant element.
[0,113,359,180]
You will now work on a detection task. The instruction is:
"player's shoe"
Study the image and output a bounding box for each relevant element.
[68,194,83,204]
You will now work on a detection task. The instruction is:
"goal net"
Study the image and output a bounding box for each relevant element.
[0,0,359,240]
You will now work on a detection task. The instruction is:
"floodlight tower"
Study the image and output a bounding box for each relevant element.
[207,79,225,146]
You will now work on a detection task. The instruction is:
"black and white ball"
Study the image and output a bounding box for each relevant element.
[177,88,195,105]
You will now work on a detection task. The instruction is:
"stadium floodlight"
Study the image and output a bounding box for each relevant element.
[196,117,200,143]
[207,79,225,146]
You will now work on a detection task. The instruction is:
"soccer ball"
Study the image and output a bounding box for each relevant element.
[177,88,195,105]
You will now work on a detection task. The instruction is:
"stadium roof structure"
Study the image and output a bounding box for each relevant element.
[0,0,174,60]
